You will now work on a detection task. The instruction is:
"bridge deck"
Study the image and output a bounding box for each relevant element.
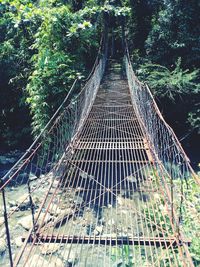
[16,61,191,267]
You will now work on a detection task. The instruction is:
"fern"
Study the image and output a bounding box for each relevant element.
[137,58,200,101]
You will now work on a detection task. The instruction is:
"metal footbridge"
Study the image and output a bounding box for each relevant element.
[0,36,199,267]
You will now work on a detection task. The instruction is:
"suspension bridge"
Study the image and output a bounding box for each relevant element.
[0,35,199,267]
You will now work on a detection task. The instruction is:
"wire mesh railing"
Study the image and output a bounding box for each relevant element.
[125,48,192,179]
[0,34,108,267]
[125,44,200,266]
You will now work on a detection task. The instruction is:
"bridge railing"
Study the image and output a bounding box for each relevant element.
[125,46,199,263]
[125,48,198,183]
[0,34,107,266]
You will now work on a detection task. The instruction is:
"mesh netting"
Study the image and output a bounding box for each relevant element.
[0,38,199,267]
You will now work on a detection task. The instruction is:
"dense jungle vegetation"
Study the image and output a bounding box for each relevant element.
[0,0,199,166]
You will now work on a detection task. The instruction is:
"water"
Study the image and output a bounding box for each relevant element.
[0,150,24,178]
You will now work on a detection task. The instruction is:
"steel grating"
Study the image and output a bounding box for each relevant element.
[12,60,194,267]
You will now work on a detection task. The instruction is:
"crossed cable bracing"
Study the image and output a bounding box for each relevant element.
[0,37,199,267]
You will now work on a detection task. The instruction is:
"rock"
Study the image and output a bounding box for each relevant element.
[139,193,149,202]
[36,211,52,226]
[75,187,83,192]
[101,233,116,238]
[0,205,3,213]
[112,259,123,267]
[73,195,83,205]
[51,258,64,267]
[0,238,6,255]
[99,218,105,225]
[59,249,78,264]
[15,236,23,247]
[17,193,30,210]
[86,224,95,235]
[9,206,17,212]
[122,210,128,215]
[40,174,46,180]
[82,210,95,226]
[53,208,75,228]
[26,254,49,267]
[153,193,160,200]
[52,180,59,188]
[18,214,33,230]
[40,243,60,255]
[0,228,6,238]
[18,212,52,230]
[0,217,4,226]
[8,200,16,207]
[33,196,40,207]
[79,170,88,179]
[39,172,54,183]
[47,172,54,179]
[118,232,128,237]
[117,197,124,206]
[10,186,16,191]
[16,193,40,211]
[107,219,115,226]
[94,225,103,236]
[126,175,137,183]
[29,173,38,181]
[49,203,62,216]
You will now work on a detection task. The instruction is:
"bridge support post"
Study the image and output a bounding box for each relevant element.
[1,186,13,267]
[170,160,174,225]
[27,179,36,234]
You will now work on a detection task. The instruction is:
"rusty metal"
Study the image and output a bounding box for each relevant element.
[1,186,13,267]
[25,235,191,247]
[0,38,199,267]
[12,60,192,267]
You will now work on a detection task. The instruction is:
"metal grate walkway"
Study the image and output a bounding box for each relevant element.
[13,61,193,267]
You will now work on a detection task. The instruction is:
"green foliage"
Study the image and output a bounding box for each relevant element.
[145,197,173,234]
[102,3,130,17]
[135,57,200,132]
[0,0,132,146]
[0,0,37,147]
[111,245,133,267]
[126,0,161,54]
[137,58,200,101]
[0,0,101,145]
[188,106,200,134]
[174,177,200,265]
[26,5,100,134]
[127,0,200,138]
[142,174,200,266]
[0,0,199,149]
[145,0,200,68]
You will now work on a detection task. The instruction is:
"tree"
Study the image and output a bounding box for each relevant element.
[145,0,200,68]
